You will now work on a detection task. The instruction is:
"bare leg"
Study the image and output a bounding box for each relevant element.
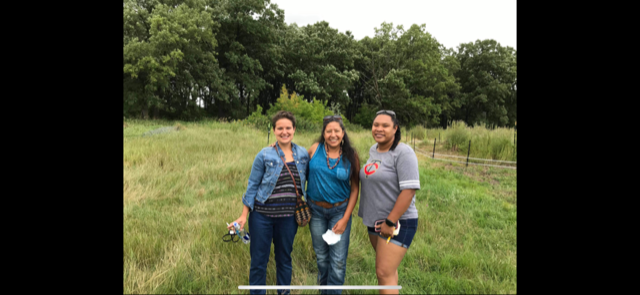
[374,236,407,295]
[368,233,378,252]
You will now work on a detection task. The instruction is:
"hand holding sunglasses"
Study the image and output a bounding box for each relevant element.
[222,229,241,243]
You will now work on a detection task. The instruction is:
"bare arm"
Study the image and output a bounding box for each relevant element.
[378,148,420,236]
[333,152,360,234]
[386,189,416,223]
[376,189,416,236]
[308,142,319,159]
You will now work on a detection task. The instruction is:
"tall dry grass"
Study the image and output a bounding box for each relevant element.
[408,121,516,161]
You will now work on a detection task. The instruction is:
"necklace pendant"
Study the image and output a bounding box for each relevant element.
[325,143,342,170]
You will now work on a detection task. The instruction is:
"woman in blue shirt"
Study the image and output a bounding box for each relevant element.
[228,111,309,295]
[305,115,360,294]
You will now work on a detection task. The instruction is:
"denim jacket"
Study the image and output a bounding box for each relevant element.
[242,142,309,211]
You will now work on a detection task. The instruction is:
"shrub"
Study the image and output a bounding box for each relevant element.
[266,85,334,123]
[245,85,366,132]
[409,125,427,140]
[444,121,470,151]
[245,105,271,130]
[489,137,513,159]
[344,120,366,133]
[295,117,322,132]
[352,103,377,127]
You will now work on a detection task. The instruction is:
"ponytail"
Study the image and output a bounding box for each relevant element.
[391,124,401,151]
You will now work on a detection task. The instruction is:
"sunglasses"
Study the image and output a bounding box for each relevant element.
[376,110,396,118]
[323,115,343,121]
[222,232,240,243]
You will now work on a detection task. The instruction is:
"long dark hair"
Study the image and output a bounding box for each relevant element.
[317,118,360,181]
[373,113,401,151]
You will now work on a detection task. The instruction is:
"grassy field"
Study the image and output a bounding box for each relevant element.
[123,119,517,294]
[405,122,517,162]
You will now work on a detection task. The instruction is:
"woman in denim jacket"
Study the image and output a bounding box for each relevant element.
[228,111,309,295]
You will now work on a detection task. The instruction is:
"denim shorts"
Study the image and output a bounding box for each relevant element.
[367,218,418,249]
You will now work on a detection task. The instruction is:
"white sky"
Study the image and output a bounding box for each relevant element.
[270,0,516,50]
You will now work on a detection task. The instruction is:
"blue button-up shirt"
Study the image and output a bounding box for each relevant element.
[242,142,309,211]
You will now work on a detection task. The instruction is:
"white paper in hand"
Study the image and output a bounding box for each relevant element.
[393,222,401,236]
[322,229,342,245]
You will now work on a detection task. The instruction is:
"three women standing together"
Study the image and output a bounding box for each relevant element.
[229,110,420,294]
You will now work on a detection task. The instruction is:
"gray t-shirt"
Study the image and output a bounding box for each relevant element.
[358,142,420,227]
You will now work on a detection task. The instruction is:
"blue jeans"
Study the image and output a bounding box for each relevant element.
[248,211,298,295]
[308,201,352,295]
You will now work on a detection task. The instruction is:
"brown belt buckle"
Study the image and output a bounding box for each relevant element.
[311,199,324,208]
[333,199,347,207]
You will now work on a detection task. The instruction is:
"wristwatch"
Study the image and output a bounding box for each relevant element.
[385,218,395,227]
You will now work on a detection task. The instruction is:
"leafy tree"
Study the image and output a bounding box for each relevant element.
[353,23,459,128]
[282,22,360,113]
[437,45,463,128]
[352,102,377,127]
[212,0,286,119]
[122,2,516,127]
[453,39,517,127]
[123,0,230,119]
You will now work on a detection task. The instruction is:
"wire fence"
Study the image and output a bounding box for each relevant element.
[404,133,516,170]
[415,150,517,170]
[431,153,516,164]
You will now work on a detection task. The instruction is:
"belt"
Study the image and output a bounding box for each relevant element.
[309,198,348,209]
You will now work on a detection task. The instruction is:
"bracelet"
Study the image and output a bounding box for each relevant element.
[385,218,395,227]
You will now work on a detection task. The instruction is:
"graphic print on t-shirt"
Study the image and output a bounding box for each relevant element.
[364,160,382,178]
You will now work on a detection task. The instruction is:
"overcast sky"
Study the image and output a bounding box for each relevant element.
[270,0,516,50]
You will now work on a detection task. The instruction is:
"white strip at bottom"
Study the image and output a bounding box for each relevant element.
[238,285,401,290]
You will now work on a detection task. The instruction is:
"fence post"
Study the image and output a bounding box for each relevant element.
[432,138,436,158]
[466,140,471,167]
[514,122,517,146]
[267,129,270,145]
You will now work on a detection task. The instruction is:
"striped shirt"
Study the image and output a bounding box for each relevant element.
[254,161,302,217]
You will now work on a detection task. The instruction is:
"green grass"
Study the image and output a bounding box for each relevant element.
[123,119,517,294]
[407,121,517,162]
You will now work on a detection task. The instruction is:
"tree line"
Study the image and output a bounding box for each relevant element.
[124,0,517,128]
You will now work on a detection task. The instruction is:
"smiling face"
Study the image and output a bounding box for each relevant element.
[372,114,397,145]
[274,118,295,145]
[323,121,344,149]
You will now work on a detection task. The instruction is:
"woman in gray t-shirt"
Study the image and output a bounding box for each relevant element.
[358,110,420,293]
